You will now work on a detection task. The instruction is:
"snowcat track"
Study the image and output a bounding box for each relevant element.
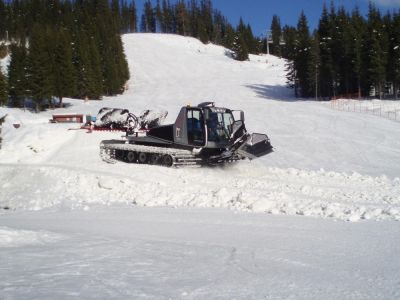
[100,140,203,167]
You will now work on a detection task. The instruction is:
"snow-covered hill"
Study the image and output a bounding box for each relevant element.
[1,33,399,221]
[1,34,400,299]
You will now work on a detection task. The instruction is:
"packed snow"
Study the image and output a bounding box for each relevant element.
[1,34,400,299]
[0,226,63,248]
[1,208,400,299]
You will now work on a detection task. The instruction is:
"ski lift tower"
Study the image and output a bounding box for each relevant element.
[266,30,286,56]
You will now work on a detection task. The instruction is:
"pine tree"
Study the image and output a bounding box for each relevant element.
[294,11,312,97]
[0,0,7,40]
[317,4,335,98]
[197,19,208,43]
[285,60,297,96]
[8,43,28,107]
[113,34,130,93]
[350,7,366,98]
[244,24,258,54]
[88,37,103,98]
[188,0,199,37]
[212,11,226,45]
[74,31,97,99]
[389,12,400,99]
[162,0,173,33]
[120,0,130,33]
[328,2,342,97]
[283,25,298,95]
[308,33,321,100]
[140,14,147,33]
[336,6,353,96]
[0,69,7,105]
[365,4,386,99]
[27,24,54,112]
[270,15,282,56]
[59,0,74,31]
[232,32,249,61]
[282,25,296,59]
[8,0,24,41]
[129,1,137,33]
[175,0,188,35]
[53,28,76,106]
[141,0,156,33]
[45,0,62,26]
[155,0,162,32]
[222,23,235,49]
[200,0,213,42]
[111,0,121,32]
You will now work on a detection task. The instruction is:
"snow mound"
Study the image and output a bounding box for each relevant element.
[1,163,398,222]
[0,227,63,248]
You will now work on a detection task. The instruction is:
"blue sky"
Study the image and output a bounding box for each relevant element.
[134,0,400,36]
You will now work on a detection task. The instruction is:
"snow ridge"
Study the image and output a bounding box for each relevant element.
[1,163,398,222]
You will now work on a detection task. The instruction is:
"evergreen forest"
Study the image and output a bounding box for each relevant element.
[0,0,400,109]
[277,3,400,99]
[0,0,130,110]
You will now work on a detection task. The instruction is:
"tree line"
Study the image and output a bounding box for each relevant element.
[279,3,400,99]
[0,0,129,111]
[3,1,397,108]
[0,0,263,110]
[135,0,259,60]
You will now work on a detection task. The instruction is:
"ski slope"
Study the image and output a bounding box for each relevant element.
[1,34,400,299]
[1,33,399,221]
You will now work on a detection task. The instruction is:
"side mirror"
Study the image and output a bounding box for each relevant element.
[240,111,245,121]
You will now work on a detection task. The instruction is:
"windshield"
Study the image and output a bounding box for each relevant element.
[207,112,234,142]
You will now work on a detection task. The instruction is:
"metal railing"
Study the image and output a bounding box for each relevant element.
[330,99,400,122]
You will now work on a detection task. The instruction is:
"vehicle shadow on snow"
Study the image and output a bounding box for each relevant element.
[245,84,298,102]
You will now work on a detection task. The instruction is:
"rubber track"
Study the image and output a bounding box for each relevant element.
[100,140,202,167]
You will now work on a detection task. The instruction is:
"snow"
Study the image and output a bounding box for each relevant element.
[1,33,400,298]
[0,227,63,248]
[1,208,400,299]
[1,163,399,222]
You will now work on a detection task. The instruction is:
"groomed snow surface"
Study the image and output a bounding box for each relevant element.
[1,34,400,299]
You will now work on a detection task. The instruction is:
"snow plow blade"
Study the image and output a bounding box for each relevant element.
[236,133,273,159]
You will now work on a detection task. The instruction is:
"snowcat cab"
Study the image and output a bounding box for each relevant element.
[100,102,273,166]
[173,102,236,148]
[170,102,272,160]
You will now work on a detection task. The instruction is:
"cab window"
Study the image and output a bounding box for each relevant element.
[207,112,234,143]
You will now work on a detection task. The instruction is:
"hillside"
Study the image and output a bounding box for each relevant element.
[0,34,400,299]
[0,33,399,220]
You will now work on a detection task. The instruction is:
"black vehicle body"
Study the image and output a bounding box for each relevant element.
[100,102,273,166]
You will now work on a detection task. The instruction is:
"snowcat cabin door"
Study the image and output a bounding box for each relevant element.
[206,110,234,146]
[186,109,206,147]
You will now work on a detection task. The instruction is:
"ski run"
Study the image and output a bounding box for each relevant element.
[1,34,400,299]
